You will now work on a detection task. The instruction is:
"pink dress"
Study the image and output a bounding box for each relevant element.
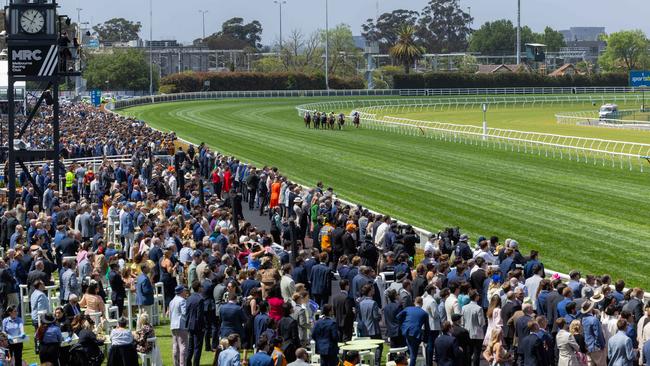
[484,307,503,346]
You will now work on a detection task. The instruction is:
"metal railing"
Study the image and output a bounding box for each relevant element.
[112,87,643,110]
[556,109,650,130]
[0,154,131,179]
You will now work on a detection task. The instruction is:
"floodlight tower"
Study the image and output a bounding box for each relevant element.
[516,0,521,65]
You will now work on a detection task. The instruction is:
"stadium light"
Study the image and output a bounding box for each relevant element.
[199,10,209,40]
[516,0,521,65]
[273,1,286,50]
[149,0,153,97]
[325,0,329,90]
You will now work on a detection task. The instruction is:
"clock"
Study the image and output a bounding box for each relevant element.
[19,9,45,34]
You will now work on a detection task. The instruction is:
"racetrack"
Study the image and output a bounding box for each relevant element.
[120,98,650,287]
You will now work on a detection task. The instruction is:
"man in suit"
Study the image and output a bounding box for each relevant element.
[280,263,296,302]
[309,252,332,307]
[501,290,522,350]
[435,321,462,366]
[219,292,246,339]
[136,263,154,311]
[547,282,566,334]
[450,314,471,365]
[622,288,644,323]
[63,294,82,322]
[119,203,135,258]
[311,304,339,366]
[332,279,355,342]
[30,280,49,327]
[59,258,80,305]
[519,320,546,366]
[461,290,485,366]
[514,304,535,364]
[109,262,126,316]
[397,297,430,366]
[27,260,51,294]
[185,281,205,366]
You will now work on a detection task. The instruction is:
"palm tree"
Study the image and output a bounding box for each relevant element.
[389,25,423,74]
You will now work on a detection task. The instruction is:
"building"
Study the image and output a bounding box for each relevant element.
[559,27,606,42]
[145,40,180,48]
[548,63,581,77]
[145,46,212,77]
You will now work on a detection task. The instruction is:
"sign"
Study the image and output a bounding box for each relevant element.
[90,90,101,107]
[9,45,58,77]
[629,70,650,88]
[87,39,99,49]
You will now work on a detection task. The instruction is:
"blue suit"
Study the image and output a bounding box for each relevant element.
[135,273,154,306]
[253,313,271,342]
[219,302,245,338]
[397,306,430,366]
[309,263,332,307]
[312,317,339,366]
[120,212,134,236]
[185,293,205,366]
[249,351,273,366]
[434,334,461,366]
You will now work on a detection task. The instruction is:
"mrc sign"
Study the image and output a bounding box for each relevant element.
[9,45,58,78]
[629,70,650,88]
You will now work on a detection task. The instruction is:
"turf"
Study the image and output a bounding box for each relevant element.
[120,98,650,288]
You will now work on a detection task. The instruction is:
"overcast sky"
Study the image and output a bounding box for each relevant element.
[60,0,649,45]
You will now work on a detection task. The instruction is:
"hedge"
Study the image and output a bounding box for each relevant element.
[393,72,629,89]
[160,72,365,93]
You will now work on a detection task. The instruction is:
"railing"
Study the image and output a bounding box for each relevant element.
[0,154,131,179]
[112,87,643,110]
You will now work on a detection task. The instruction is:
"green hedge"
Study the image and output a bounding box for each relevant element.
[393,72,629,89]
[160,72,365,93]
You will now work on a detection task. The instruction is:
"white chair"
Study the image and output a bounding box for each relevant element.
[385,346,408,364]
[353,321,359,338]
[19,285,29,320]
[104,305,119,332]
[153,282,165,323]
[86,311,102,328]
[138,337,158,366]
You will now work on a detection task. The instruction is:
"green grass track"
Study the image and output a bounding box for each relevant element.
[120,98,650,287]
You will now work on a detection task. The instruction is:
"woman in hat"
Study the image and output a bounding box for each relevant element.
[36,313,63,365]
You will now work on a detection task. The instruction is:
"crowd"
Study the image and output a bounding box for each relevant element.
[0,102,646,366]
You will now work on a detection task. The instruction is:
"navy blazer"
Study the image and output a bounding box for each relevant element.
[519,333,545,366]
[434,334,462,366]
[253,313,270,342]
[219,302,245,338]
[312,317,339,356]
[135,273,154,306]
[309,263,332,296]
[396,306,430,339]
[291,265,308,287]
[383,301,403,338]
[185,293,205,332]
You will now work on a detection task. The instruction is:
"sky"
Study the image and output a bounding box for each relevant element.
[60,0,650,45]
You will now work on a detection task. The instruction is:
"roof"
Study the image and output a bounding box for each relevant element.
[476,63,532,74]
[549,63,580,77]
[525,43,547,47]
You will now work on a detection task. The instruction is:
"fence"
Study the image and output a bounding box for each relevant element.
[112,86,644,109]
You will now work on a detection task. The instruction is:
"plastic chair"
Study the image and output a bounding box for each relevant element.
[138,337,157,366]
[153,282,165,323]
[19,285,29,320]
[385,346,408,364]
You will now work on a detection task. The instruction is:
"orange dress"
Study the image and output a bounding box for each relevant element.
[269,182,281,208]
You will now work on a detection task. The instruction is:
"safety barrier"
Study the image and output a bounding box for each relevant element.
[112,87,643,110]
[556,109,650,130]
[0,154,132,179]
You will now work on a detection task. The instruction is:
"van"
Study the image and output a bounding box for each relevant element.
[599,104,619,120]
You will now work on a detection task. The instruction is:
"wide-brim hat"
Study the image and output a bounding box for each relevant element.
[590,292,605,303]
[42,314,55,324]
[581,300,595,314]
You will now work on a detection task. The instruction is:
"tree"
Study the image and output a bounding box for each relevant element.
[204,17,263,50]
[279,29,323,73]
[93,18,141,42]
[540,26,566,52]
[416,0,472,53]
[468,19,538,54]
[389,25,423,74]
[599,30,650,72]
[84,49,158,91]
[321,24,362,77]
[361,9,419,53]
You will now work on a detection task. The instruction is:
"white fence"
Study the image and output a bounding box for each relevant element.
[113,87,644,110]
[556,109,650,130]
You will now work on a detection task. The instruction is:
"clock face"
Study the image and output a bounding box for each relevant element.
[20,9,45,34]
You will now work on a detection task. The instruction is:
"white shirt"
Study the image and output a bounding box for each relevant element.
[525,274,543,310]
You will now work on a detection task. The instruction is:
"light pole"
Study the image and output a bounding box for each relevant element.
[149,0,153,96]
[76,8,82,26]
[516,0,521,65]
[199,10,208,40]
[325,0,329,90]
[273,1,286,49]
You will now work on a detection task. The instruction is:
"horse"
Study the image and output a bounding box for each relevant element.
[313,112,321,129]
[328,113,336,129]
[353,113,360,128]
[337,113,345,130]
[304,112,312,128]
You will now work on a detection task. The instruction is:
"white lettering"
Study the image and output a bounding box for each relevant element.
[11,49,42,61]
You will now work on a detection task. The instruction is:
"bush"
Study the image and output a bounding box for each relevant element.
[393,72,629,89]
[160,72,365,92]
